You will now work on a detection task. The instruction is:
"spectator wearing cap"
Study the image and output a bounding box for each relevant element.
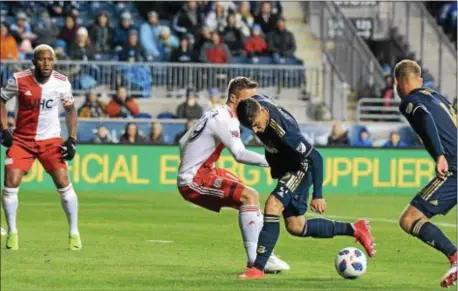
[112,11,137,50]
[92,125,112,144]
[34,10,59,48]
[1,23,19,60]
[236,1,254,38]
[244,24,267,59]
[105,87,140,118]
[10,12,36,46]
[170,36,196,62]
[119,29,147,62]
[200,32,231,63]
[148,121,165,145]
[173,1,204,38]
[176,89,204,120]
[223,13,245,56]
[352,128,373,148]
[205,2,227,33]
[174,120,195,144]
[58,14,79,47]
[78,91,106,118]
[89,12,113,54]
[157,26,179,61]
[382,131,407,148]
[140,11,162,60]
[254,2,278,34]
[267,17,297,63]
[68,27,96,61]
[206,88,223,110]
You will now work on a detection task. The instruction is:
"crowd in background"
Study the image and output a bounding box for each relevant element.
[0,1,301,65]
[426,1,457,46]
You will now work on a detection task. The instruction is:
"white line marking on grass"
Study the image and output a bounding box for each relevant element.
[307,213,457,228]
[146,240,174,243]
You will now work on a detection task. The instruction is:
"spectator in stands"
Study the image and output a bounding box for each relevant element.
[223,13,245,56]
[176,88,204,119]
[244,24,267,59]
[106,87,140,118]
[383,131,407,148]
[205,2,227,33]
[78,92,106,118]
[67,27,96,61]
[170,36,196,62]
[58,14,79,47]
[200,32,231,63]
[173,1,204,38]
[10,12,36,47]
[267,17,297,64]
[353,128,373,148]
[0,23,19,60]
[254,2,278,34]
[119,29,147,62]
[48,1,65,18]
[327,121,350,146]
[89,11,113,54]
[68,2,81,24]
[140,10,162,61]
[174,119,195,144]
[33,11,59,48]
[194,26,212,54]
[206,87,222,110]
[148,121,164,145]
[119,123,146,144]
[381,75,394,107]
[112,11,136,51]
[236,1,254,38]
[92,125,112,144]
[157,26,179,61]
[7,112,15,131]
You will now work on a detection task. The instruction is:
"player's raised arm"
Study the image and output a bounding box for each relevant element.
[213,116,268,167]
[0,76,18,147]
[60,79,77,161]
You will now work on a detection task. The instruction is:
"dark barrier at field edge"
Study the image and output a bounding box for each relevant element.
[0,145,434,195]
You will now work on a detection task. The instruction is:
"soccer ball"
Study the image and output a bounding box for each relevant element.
[335,247,367,279]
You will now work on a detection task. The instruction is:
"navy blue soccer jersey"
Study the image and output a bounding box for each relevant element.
[251,95,313,178]
[399,88,457,168]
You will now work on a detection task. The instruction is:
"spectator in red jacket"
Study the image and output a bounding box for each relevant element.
[244,24,267,59]
[105,87,140,118]
[199,32,231,63]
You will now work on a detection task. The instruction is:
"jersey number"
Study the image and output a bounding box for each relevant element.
[439,102,457,127]
[188,111,219,143]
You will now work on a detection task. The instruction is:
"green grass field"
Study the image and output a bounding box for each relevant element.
[1,190,456,291]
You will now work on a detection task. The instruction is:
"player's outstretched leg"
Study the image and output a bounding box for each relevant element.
[57,184,81,250]
[400,205,457,287]
[285,216,376,257]
[238,187,289,273]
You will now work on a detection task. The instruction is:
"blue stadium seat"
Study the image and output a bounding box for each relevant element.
[136,113,153,119]
[157,112,177,119]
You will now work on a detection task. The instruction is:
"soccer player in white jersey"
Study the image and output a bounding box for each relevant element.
[0,44,81,250]
[177,77,289,272]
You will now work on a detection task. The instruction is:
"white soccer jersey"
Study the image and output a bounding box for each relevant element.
[177,105,268,186]
[0,69,74,140]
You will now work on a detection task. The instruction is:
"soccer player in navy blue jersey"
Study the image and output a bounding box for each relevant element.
[395,60,457,288]
[236,95,376,280]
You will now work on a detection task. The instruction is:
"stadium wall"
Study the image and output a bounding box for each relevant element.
[0,146,434,195]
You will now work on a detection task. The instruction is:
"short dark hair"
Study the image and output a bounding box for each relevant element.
[236,98,261,128]
[394,60,421,81]
[227,77,258,99]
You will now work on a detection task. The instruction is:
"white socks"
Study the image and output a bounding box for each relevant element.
[239,205,263,266]
[2,187,19,234]
[57,184,79,236]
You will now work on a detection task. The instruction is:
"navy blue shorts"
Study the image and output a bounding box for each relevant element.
[410,171,457,218]
[272,168,312,218]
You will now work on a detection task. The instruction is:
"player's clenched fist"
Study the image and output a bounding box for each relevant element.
[61,137,76,161]
[1,129,13,147]
[310,198,327,214]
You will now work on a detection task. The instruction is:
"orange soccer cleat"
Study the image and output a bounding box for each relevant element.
[352,219,376,257]
[237,267,265,280]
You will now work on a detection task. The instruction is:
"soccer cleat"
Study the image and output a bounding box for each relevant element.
[6,232,18,250]
[69,234,82,251]
[238,267,265,280]
[352,219,376,257]
[441,252,457,288]
[264,253,291,274]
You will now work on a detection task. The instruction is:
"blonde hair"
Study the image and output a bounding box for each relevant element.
[33,44,56,59]
[394,59,421,81]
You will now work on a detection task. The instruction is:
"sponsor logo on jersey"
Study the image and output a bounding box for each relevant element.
[213,178,222,188]
[23,99,55,110]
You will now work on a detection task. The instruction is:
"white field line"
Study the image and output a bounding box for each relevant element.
[146,240,174,243]
[308,213,457,228]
